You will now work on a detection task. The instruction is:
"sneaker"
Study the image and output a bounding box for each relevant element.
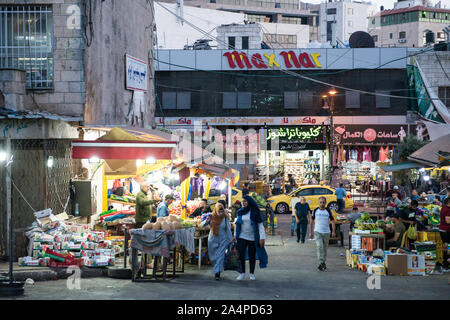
[215,273,220,280]
[249,274,256,281]
[322,263,327,271]
[291,231,294,236]
[297,239,300,243]
[236,273,245,281]
[318,264,324,271]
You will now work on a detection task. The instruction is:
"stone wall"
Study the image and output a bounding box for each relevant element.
[83,0,155,127]
[0,69,27,111]
[2,0,85,119]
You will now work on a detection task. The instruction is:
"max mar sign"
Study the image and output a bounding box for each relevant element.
[223,50,323,69]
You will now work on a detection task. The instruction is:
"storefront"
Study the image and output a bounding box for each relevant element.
[256,125,328,185]
[332,124,421,194]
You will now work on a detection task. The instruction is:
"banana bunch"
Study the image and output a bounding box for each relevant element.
[358,223,377,231]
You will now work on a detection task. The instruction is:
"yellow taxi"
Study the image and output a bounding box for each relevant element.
[267,185,354,214]
[207,187,243,208]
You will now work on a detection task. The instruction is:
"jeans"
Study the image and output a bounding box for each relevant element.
[296,221,308,243]
[314,232,330,265]
[441,231,450,267]
[237,238,256,274]
[291,216,297,232]
[273,187,281,195]
[337,199,345,213]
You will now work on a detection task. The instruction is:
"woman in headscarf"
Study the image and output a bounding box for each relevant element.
[233,195,268,281]
[202,200,232,280]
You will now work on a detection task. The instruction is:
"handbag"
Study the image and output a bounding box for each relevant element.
[224,243,239,272]
[407,224,417,240]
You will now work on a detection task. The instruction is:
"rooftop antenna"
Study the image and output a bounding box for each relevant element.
[177,0,184,25]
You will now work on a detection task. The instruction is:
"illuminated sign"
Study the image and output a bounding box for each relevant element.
[223,50,323,70]
[267,126,326,151]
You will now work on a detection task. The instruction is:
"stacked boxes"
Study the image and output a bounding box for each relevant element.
[414,242,437,275]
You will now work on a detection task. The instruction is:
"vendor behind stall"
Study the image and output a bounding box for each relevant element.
[135,182,157,228]
[385,212,406,249]
[190,199,212,218]
[157,194,175,218]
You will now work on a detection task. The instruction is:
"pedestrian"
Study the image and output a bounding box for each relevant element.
[272,173,282,195]
[310,197,336,271]
[290,193,301,237]
[135,181,157,228]
[294,197,311,243]
[233,195,268,281]
[285,174,297,194]
[156,194,175,218]
[202,200,233,280]
[438,197,450,270]
[242,183,250,197]
[440,186,450,203]
[335,183,347,213]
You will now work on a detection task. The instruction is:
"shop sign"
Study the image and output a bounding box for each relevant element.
[334,125,415,145]
[267,126,326,151]
[223,50,323,70]
[125,54,148,92]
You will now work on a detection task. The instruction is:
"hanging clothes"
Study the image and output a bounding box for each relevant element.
[357,147,364,163]
[350,148,358,161]
[333,146,339,167]
[339,146,345,163]
[345,146,350,162]
[371,146,379,162]
[363,147,372,162]
[379,146,389,162]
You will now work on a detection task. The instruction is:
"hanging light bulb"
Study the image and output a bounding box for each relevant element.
[47,156,54,168]
[0,152,7,162]
[136,159,143,167]
[89,157,100,164]
[423,175,430,182]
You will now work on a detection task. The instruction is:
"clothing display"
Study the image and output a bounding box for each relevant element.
[379,146,389,163]
[357,147,364,163]
[363,147,372,162]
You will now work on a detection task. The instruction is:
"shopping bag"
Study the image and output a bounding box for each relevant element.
[407,224,418,240]
[224,243,239,272]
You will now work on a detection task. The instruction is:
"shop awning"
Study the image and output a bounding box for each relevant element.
[72,140,177,160]
[422,121,450,141]
[408,133,450,167]
[379,162,425,172]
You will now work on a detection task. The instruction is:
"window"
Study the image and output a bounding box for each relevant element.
[228,37,235,50]
[327,8,337,15]
[284,91,298,109]
[275,2,281,8]
[223,92,251,109]
[438,87,450,108]
[299,90,313,108]
[297,188,314,196]
[390,33,393,39]
[348,8,354,15]
[0,5,54,89]
[399,31,406,39]
[372,35,378,42]
[345,91,360,109]
[348,20,353,27]
[437,32,445,40]
[162,92,191,110]
[242,36,249,49]
[376,90,390,108]
[314,188,333,195]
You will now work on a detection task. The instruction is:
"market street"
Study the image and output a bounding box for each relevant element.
[3,215,449,301]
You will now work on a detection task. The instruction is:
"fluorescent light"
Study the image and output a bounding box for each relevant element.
[0,152,6,162]
[136,160,143,167]
[419,168,425,172]
[423,175,430,181]
[219,180,227,190]
[47,156,54,168]
[89,157,100,163]
[145,157,156,164]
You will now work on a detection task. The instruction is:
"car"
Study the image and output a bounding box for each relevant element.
[267,185,354,214]
[207,187,243,208]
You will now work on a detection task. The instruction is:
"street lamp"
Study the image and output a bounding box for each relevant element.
[322,87,337,185]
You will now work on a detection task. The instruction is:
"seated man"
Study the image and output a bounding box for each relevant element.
[347,207,362,229]
[386,193,402,217]
[385,213,406,249]
[190,199,212,218]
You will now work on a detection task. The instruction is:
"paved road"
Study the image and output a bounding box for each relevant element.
[3,213,449,300]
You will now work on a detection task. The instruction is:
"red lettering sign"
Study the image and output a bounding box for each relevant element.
[224,51,321,69]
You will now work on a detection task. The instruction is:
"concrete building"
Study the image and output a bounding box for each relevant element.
[156,0,319,42]
[368,4,450,47]
[155,2,311,49]
[0,0,156,257]
[319,0,371,46]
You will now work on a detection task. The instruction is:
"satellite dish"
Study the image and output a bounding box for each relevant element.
[349,31,375,48]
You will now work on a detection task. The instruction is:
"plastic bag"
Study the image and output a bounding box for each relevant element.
[407,224,418,240]
[224,243,239,272]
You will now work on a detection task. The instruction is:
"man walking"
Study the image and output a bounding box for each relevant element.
[334,183,347,213]
[295,197,311,243]
[272,173,283,195]
[310,197,336,271]
[290,193,301,237]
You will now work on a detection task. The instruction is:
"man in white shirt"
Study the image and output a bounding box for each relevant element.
[310,197,336,271]
[290,193,301,237]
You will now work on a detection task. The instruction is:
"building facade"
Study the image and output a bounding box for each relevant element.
[368,5,450,47]
[154,48,429,205]
[0,0,156,257]
[319,0,371,46]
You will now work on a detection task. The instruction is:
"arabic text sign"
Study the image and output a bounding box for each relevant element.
[334,125,410,145]
[126,54,148,92]
[267,126,326,151]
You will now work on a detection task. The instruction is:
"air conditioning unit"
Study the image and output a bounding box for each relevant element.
[398,39,407,43]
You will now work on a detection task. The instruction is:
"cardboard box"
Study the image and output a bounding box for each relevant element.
[385,254,408,276]
[367,264,386,275]
[407,254,425,276]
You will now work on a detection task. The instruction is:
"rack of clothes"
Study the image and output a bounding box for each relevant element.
[333,145,393,166]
